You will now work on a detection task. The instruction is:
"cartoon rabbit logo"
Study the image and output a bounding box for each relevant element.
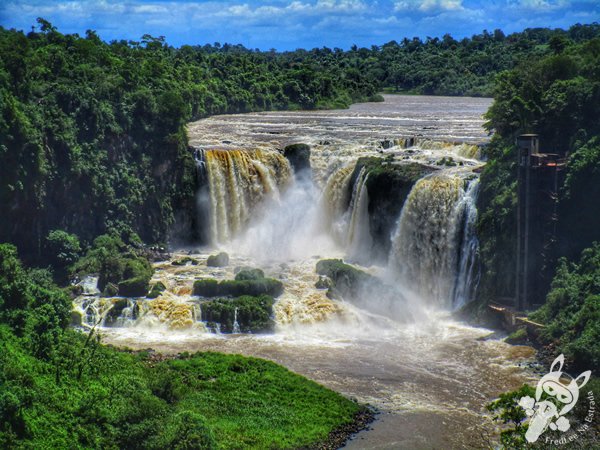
[518,354,591,443]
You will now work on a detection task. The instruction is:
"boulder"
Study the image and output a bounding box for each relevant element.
[207,252,229,267]
[147,281,167,299]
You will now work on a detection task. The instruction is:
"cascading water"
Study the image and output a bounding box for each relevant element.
[345,167,373,264]
[452,178,481,309]
[388,173,481,309]
[232,308,241,334]
[200,148,292,244]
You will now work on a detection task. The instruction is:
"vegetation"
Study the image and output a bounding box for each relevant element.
[0,243,362,448]
[193,275,284,298]
[477,24,600,369]
[201,295,275,333]
[529,244,600,371]
[0,20,379,262]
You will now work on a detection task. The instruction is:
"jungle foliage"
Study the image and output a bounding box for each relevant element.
[0,243,361,448]
[477,29,600,369]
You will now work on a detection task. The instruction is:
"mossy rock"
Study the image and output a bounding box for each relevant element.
[207,252,229,267]
[350,158,434,261]
[105,299,132,326]
[201,295,275,333]
[193,279,220,297]
[315,276,332,290]
[71,311,83,327]
[235,268,265,281]
[283,143,311,173]
[172,256,199,266]
[97,251,154,297]
[102,282,119,297]
[147,281,167,299]
[193,277,283,298]
[118,276,150,297]
[505,327,529,345]
[316,258,410,320]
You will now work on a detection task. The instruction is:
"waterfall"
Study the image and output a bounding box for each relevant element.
[388,174,480,308]
[346,167,372,263]
[201,148,292,244]
[322,164,354,244]
[232,307,241,334]
[451,178,480,309]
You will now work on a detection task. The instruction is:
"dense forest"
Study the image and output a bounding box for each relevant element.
[477,31,600,371]
[2,20,600,266]
[2,17,600,448]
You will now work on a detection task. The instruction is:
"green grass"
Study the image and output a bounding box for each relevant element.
[0,326,360,449]
[158,352,361,449]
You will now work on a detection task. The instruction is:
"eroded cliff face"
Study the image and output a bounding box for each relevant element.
[349,157,434,262]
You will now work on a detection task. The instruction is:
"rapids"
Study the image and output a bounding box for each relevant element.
[73,95,535,448]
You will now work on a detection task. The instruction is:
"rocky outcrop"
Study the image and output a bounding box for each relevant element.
[201,295,275,333]
[283,143,311,173]
[350,157,434,261]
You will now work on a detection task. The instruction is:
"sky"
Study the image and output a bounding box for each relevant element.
[0,0,598,50]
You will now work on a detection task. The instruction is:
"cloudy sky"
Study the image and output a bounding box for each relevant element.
[0,1,598,50]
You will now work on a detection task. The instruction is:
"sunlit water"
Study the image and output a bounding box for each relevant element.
[81,95,537,448]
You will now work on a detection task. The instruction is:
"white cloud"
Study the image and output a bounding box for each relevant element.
[394,0,463,12]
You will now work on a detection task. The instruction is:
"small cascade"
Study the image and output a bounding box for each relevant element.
[192,303,202,322]
[322,164,355,244]
[388,174,480,308]
[201,148,292,244]
[232,307,241,334]
[346,167,372,263]
[114,299,137,327]
[451,178,480,309]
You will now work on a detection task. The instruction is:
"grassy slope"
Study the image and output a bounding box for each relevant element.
[0,326,360,449]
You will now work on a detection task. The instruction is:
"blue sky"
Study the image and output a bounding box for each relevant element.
[0,1,598,50]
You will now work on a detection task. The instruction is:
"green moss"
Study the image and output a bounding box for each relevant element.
[193,275,284,298]
[201,295,275,333]
[118,276,149,297]
[193,279,220,297]
[505,327,528,345]
[234,268,265,281]
[194,279,283,298]
[147,281,166,299]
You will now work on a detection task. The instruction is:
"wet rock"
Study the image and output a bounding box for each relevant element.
[207,252,229,267]
[172,256,199,266]
[118,276,150,297]
[283,143,311,173]
[193,276,283,298]
[71,311,83,327]
[102,282,119,297]
[315,276,333,290]
[147,281,167,299]
[350,158,433,262]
